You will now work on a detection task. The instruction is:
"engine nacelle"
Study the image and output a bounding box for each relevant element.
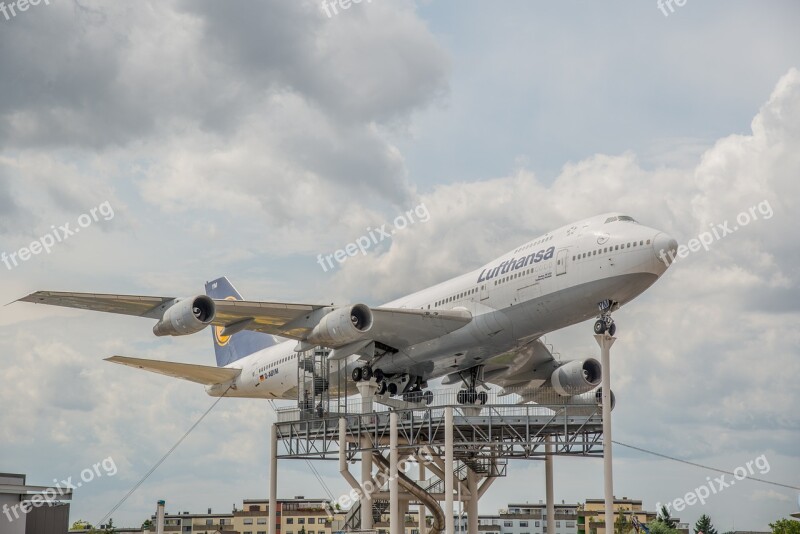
[550,358,602,396]
[564,386,615,415]
[153,295,216,337]
[306,304,373,347]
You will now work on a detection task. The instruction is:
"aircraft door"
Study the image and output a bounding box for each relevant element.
[556,248,568,276]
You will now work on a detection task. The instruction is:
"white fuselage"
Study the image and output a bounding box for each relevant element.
[206,213,674,399]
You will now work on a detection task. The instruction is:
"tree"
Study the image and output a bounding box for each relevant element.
[694,514,718,534]
[615,508,633,534]
[657,505,677,529]
[142,519,153,530]
[770,519,800,534]
[71,520,94,530]
[649,522,680,534]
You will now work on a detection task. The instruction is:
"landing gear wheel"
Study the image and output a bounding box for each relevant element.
[423,390,434,405]
[594,320,607,335]
[457,389,467,404]
[377,380,388,395]
[373,368,384,382]
[388,382,399,396]
[466,389,478,404]
[477,391,488,405]
[352,367,363,382]
[361,366,373,381]
[607,323,616,336]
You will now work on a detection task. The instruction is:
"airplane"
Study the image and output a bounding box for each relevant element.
[18,212,677,407]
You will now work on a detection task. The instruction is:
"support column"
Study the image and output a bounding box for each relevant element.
[419,460,427,534]
[545,436,555,534]
[466,468,479,534]
[269,424,278,534]
[361,445,374,529]
[595,334,616,534]
[390,411,400,534]
[445,406,455,534]
[358,382,378,530]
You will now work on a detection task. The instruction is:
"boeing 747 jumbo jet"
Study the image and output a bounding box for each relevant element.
[19,213,677,406]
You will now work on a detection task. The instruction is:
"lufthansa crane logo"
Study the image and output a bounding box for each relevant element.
[213,296,238,346]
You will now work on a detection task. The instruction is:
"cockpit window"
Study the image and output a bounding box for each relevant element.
[617,215,637,222]
[604,216,618,223]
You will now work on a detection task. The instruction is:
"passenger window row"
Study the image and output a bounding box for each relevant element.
[572,239,650,261]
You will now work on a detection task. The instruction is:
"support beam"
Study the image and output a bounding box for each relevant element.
[546,436,555,534]
[466,468,479,534]
[419,458,427,534]
[269,424,277,534]
[595,333,617,534]
[477,476,496,499]
[339,418,361,491]
[390,411,400,534]
[358,381,378,530]
[445,406,455,534]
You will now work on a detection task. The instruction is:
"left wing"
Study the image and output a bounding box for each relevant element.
[18,291,472,350]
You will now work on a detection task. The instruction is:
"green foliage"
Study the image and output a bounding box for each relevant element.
[648,522,681,534]
[694,514,718,534]
[141,519,153,530]
[656,505,677,529]
[770,519,800,534]
[71,520,94,530]
[614,508,633,534]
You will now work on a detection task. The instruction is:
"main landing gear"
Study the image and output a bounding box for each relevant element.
[456,365,489,405]
[593,299,618,336]
[352,365,434,405]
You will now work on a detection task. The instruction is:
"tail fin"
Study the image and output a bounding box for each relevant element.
[205,277,279,367]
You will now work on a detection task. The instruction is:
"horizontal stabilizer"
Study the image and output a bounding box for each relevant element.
[105,355,241,385]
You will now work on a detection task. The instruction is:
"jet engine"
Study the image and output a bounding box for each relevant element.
[153,295,216,336]
[550,358,602,396]
[306,304,373,347]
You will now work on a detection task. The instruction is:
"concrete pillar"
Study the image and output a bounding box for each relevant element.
[466,468,479,534]
[546,436,555,534]
[419,460,427,533]
[390,411,400,534]
[269,424,278,534]
[445,406,454,534]
[361,444,374,529]
[595,334,616,534]
[358,381,378,530]
[155,500,165,534]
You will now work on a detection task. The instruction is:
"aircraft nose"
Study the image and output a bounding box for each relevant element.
[653,232,678,265]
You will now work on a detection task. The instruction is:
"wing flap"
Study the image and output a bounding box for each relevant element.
[105,355,241,385]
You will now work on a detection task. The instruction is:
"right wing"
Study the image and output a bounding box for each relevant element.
[105,355,241,385]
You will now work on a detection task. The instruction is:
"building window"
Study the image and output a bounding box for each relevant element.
[257,518,267,525]
[286,518,294,524]
[520,522,528,527]
[298,518,305,524]
[244,519,253,525]
[504,522,512,527]
[309,518,315,524]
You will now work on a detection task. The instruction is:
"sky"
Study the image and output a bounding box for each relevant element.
[1,0,799,530]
